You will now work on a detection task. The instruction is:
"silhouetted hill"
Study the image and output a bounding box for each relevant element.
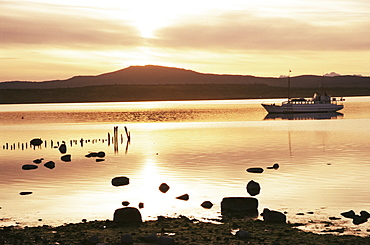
[1,65,369,89]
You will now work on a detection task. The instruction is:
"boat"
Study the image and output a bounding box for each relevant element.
[261,73,344,113]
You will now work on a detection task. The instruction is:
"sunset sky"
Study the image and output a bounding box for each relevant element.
[1,0,369,81]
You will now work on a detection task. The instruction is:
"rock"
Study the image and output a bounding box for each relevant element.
[121,234,133,244]
[113,207,142,224]
[122,201,130,206]
[138,202,144,209]
[261,208,286,223]
[235,230,251,239]
[30,138,43,146]
[33,158,43,164]
[139,234,158,243]
[19,192,33,195]
[360,210,370,219]
[176,194,189,201]
[44,161,55,169]
[246,167,264,173]
[58,143,67,154]
[97,151,105,158]
[221,197,258,217]
[353,215,368,225]
[61,154,71,162]
[158,236,175,245]
[88,235,99,244]
[341,210,356,219]
[112,176,130,187]
[201,201,213,209]
[96,159,105,162]
[159,183,170,193]
[267,163,280,169]
[246,180,260,196]
[22,164,38,170]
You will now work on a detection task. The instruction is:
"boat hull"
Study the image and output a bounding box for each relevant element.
[261,103,343,113]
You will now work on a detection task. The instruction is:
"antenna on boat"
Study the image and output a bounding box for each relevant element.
[288,70,291,101]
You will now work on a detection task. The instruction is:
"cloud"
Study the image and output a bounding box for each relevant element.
[151,12,370,51]
[0,3,143,49]
[324,72,341,77]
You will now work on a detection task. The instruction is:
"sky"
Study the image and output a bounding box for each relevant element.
[0,0,369,81]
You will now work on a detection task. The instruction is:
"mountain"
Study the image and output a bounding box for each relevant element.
[1,65,369,89]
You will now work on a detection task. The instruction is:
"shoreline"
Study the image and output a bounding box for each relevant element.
[1,216,369,244]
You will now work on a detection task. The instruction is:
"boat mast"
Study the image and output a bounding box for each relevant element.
[288,70,291,101]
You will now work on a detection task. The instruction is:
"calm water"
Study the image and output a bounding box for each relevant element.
[1,97,370,236]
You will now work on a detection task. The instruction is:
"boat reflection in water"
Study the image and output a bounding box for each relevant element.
[264,112,344,120]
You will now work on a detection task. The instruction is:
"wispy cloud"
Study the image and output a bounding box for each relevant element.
[152,12,370,51]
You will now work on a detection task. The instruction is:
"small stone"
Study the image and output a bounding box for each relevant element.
[22,164,38,170]
[58,144,67,154]
[138,202,144,209]
[159,183,170,193]
[267,163,280,169]
[176,194,189,201]
[235,230,251,239]
[139,234,158,243]
[30,138,43,146]
[33,158,43,164]
[121,234,133,244]
[112,176,130,187]
[44,161,55,169]
[158,236,175,245]
[341,210,356,219]
[96,159,105,162]
[88,235,99,244]
[20,192,33,195]
[246,167,264,173]
[122,201,130,206]
[61,154,71,162]
[97,151,106,158]
[201,201,213,209]
[246,180,260,196]
[329,217,341,220]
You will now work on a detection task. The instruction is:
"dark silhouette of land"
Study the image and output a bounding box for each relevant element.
[0,65,369,104]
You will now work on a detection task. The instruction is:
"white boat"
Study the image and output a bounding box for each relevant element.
[262,93,344,113]
[261,72,344,113]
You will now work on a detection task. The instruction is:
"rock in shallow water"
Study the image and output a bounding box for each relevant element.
[261,208,286,223]
[112,176,130,186]
[113,207,142,224]
[159,183,170,193]
[221,197,258,217]
[246,180,260,196]
[201,201,213,209]
[22,164,38,170]
[246,167,264,173]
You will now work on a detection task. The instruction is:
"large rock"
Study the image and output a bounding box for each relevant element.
[112,176,130,186]
[261,208,286,223]
[221,197,258,217]
[246,180,260,196]
[113,207,142,224]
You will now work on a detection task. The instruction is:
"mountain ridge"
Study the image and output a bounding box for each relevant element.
[1,65,369,89]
